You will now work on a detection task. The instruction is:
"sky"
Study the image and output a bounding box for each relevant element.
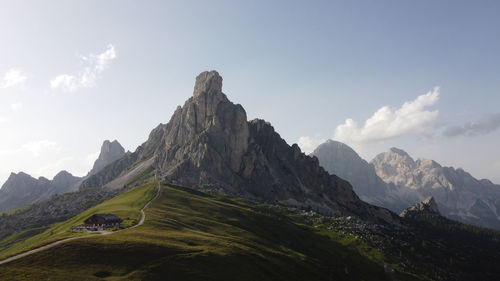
[0,0,499,186]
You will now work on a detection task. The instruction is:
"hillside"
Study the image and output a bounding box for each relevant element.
[1,182,499,280]
[0,183,424,281]
[0,182,156,260]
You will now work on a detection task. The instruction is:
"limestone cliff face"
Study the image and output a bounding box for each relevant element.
[82,71,397,223]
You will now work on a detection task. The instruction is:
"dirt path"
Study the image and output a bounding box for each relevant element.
[0,181,161,266]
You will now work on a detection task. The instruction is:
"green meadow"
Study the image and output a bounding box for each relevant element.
[0,183,423,281]
[0,182,156,260]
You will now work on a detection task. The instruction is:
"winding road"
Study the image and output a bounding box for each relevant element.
[0,180,161,266]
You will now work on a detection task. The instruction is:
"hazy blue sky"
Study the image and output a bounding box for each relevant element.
[0,0,499,185]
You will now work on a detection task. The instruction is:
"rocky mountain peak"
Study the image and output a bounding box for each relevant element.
[193,70,223,98]
[52,170,77,185]
[389,147,410,157]
[415,158,441,169]
[422,196,439,212]
[2,172,36,192]
[311,140,418,213]
[89,140,126,175]
[147,71,250,176]
[371,147,416,187]
[82,71,398,224]
[401,196,440,217]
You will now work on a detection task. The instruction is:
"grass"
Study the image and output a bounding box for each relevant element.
[0,183,424,281]
[0,182,156,260]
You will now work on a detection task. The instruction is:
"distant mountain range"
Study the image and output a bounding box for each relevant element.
[312,140,500,229]
[0,140,125,212]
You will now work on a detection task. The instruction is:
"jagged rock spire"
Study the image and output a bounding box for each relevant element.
[193,70,223,98]
[401,196,440,217]
[89,140,126,175]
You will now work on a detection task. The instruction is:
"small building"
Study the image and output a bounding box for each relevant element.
[384,264,395,273]
[84,214,123,229]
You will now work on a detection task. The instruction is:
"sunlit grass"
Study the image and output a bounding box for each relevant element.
[0,183,424,281]
[0,182,156,260]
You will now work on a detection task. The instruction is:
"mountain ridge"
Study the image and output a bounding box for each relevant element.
[0,140,126,212]
[372,147,500,229]
[312,140,500,229]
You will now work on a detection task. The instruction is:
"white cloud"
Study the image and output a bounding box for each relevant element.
[85,151,100,167]
[333,87,440,145]
[51,44,117,92]
[297,136,326,154]
[10,102,23,111]
[1,68,27,88]
[0,140,60,157]
[21,140,60,157]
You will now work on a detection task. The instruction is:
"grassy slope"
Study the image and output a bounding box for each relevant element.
[0,184,422,281]
[0,183,156,260]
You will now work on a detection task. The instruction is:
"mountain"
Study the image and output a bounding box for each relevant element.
[0,171,81,212]
[88,140,126,175]
[311,140,418,212]
[400,196,440,218]
[0,140,125,212]
[372,148,500,229]
[82,70,396,223]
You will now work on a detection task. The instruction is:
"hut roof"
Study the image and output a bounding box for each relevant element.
[84,213,123,224]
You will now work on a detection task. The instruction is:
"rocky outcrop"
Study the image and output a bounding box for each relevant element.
[372,148,500,229]
[401,197,440,217]
[311,140,415,212]
[81,70,398,224]
[0,171,81,212]
[89,140,126,175]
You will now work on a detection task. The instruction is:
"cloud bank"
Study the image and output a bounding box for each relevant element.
[296,87,441,153]
[444,113,500,137]
[1,68,27,88]
[333,87,440,144]
[0,140,60,157]
[51,44,117,92]
[297,136,326,154]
